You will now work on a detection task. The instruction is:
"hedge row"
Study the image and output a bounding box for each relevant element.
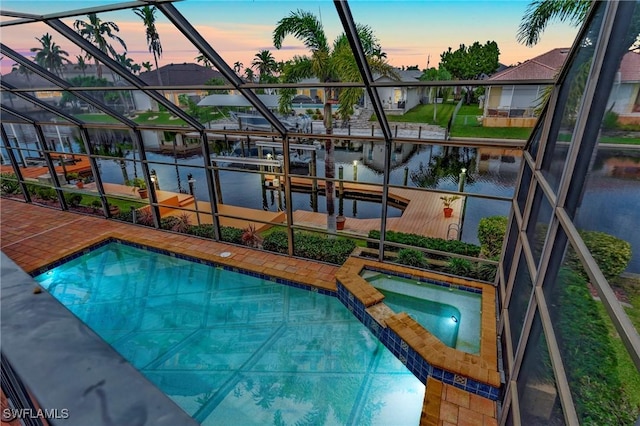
[395,248,496,282]
[367,230,481,257]
[186,224,244,244]
[478,216,631,280]
[263,230,356,265]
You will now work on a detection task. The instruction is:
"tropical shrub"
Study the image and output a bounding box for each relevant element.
[0,173,20,195]
[566,230,632,281]
[263,230,356,264]
[262,230,288,254]
[478,216,508,257]
[220,226,243,244]
[602,110,619,130]
[35,186,57,201]
[447,257,473,276]
[136,209,154,227]
[241,224,263,248]
[64,193,82,207]
[396,249,427,267]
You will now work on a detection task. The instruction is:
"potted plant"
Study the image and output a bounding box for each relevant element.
[107,203,120,217]
[66,172,79,186]
[336,215,346,230]
[127,178,148,199]
[440,195,461,218]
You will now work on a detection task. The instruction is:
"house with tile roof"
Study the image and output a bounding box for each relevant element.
[135,63,231,111]
[483,48,640,127]
[608,51,640,125]
[291,69,424,118]
[482,48,570,127]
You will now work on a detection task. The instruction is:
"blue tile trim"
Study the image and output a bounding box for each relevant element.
[336,276,500,401]
[361,266,484,295]
[29,238,338,298]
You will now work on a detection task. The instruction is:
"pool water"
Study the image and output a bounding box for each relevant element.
[363,272,482,355]
[34,243,425,425]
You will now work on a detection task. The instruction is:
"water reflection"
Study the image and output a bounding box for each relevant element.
[4,130,638,272]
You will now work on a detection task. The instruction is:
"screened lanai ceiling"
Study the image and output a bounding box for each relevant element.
[0,0,561,144]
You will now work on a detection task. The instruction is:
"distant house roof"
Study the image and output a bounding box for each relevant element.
[619,51,640,82]
[489,48,571,81]
[139,63,226,86]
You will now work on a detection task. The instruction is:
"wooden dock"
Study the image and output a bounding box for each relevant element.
[1,155,92,180]
[273,177,464,239]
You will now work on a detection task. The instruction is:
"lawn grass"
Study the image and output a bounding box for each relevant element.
[450,125,532,140]
[75,192,147,211]
[600,135,640,145]
[376,103,456,127]
[595,301,640,410]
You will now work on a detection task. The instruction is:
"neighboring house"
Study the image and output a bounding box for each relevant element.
[1,64,126,113]
[293,69,423,116]
[483,48,570,127]
[363,69,423,115]
[137,63,231,110]
[607,51,640,125]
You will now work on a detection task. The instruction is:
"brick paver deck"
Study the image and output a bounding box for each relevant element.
[1,199,498,425]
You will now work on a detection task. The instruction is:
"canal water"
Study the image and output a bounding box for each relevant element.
[3,132,639,273]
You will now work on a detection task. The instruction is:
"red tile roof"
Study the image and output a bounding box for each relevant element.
[489,48,570,81]
[619,51,640,82]
[490,48,639,83]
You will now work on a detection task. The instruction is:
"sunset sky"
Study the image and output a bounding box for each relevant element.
[0,0,580,75]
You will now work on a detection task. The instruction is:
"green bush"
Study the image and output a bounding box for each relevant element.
[367,230,481,257]
[566,230,632,280]
[602,110,619,130]
[396,249,427,267]
[262,230,289,254]
[478,216,508,257]
[160,216,180,230]
[35,186,57,201]
[475,262,498,282]
[188,224,215,239]
[447,258,473,276]
[0,173,20,195]
[64,193,83,207]
[553,268,638,424]
[294,233,356,265]
[220,226,243,244]
[263,230,356,264]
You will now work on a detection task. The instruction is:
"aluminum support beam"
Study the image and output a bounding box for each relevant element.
[156,3,288,137]
[0,44,137,128]
[333,0,393,262]
[0,124,32,202]
[1,81,84,126]
[45,19,205,131]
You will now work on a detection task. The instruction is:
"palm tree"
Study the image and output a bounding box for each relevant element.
[233,61,243,75]
[141,61,153,73]
[74,13,127,78]
[251,50,277,82]
[273,9,394,232]
[244,68,255,82]
[195,53,212,68]
[75,55,88,76]
[134,5,163,86]
[30,33,71,77]
[517,0,591,46]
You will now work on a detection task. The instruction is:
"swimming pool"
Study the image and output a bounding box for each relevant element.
[34,242,425,425]
[362,271,482,355]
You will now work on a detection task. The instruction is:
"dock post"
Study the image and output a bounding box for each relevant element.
[311,150,318,212]
[403,166,409,186]
[338,165,344,216]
